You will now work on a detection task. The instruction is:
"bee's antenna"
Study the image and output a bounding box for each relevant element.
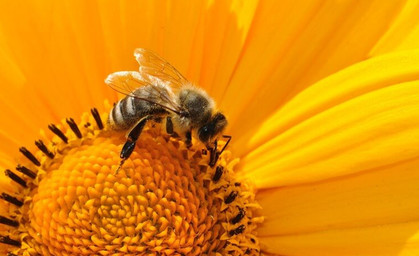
[208,135,232,167]
[219,135,232,155]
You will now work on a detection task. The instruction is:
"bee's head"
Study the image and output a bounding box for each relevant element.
[198,112,227,145]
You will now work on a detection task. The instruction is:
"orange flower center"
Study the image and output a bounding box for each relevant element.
[2,108,263,256]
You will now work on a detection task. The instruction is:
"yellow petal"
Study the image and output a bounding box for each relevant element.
[222,0,406,143]
[195,0,258,92]
[260,221,419,256]
[258,157,419,235]
[240,50,419,188]
[0,1,117,148]
[371,0,419,56]
[257,155,419,254]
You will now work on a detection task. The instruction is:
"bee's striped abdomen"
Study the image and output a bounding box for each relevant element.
[109,96,138,130]
[108,88,169,131]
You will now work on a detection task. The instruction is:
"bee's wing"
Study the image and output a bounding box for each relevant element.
[105,71,184,114]
[106,71,147,97]
[134,48,189,92]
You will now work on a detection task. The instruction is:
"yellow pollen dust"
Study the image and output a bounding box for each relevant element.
[8,110,263,256]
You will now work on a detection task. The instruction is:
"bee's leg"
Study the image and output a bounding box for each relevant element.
[166,116,179,138]
[208,139,218,167]
[166,116,173,135]
[166,116,173,134]
[185,130,192,148]
[115,115,150,174]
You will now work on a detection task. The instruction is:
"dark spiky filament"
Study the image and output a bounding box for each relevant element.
[48,124,68,143]
[0,215,19,227]
[225,191,238,204]
[66,118,82,138]
[0,193,23,207]
[4,169,27,188]
[229,224,246,236]
[15,165,36,179]
[231,208,246,224]
[91,108,104,129]
[35,140,54,159]
[213,165,224,182]
[18,147,40,166]
[0,235,21,247]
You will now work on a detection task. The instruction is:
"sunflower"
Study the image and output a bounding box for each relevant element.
[1,0,419,255]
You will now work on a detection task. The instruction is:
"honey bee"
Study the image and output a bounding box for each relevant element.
[106,48,231,172]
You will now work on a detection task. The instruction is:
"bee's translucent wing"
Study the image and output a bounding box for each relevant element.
[106,71,147,96]
[134,48,189,91]
[105,71,184,114]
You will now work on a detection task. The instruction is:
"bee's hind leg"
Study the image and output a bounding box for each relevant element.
[115,115,151,174]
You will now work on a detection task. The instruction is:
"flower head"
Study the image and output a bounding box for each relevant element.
[2,0,419,255]
[6,107,260,255]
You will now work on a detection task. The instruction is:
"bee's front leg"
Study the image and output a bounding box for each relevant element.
[116,115,151,174]
[208,139,219,168]
[185,130,192,148]
[207,135,232,167]
[166,116,179,138]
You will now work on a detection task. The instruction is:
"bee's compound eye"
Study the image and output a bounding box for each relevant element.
[198,125,211,143]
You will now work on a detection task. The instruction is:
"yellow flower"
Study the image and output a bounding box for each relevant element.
[1,0,419,255]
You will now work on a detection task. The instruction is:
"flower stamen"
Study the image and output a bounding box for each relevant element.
[231,208,245,224]
[18,147,40,166]
[34,140,55,159]
[212,165,224,182]
[225,191,239,204]
[0,192,23,207]
[48,124,68,143]
[0,216,19,227]
[229,224,245,236]
[91,108,104,130]
[0,235,21,247]
[15,165,37,179]
[4,169,27,188]
[66,117,82,138]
